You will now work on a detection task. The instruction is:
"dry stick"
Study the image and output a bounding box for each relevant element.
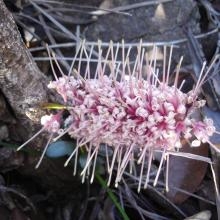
[30,1,77,40]
[121,181,146,220]
[122,180,171,220]
[16,13,75,40]
[93,0,173,13]
[33,0,174,17]
[43,7,130,17]
[142,184,187,218]
[126,170,216,207]
[33,0,131,16]
[33,57,123,63]
[129,169,217,212]
[30,0,100,59]
[29,27,218,53]
[0,185,36,212]
[38,14,70,71]
[169,184,215,205]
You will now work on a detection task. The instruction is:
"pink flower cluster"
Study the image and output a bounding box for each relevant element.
[19,42,218,190]
[44,75,214,151]
[41,72,215,188]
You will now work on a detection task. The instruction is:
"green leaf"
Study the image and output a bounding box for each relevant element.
[40,102,68,110]
[95,173,130,220]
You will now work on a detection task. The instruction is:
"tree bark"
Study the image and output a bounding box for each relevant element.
[0,1,82,194]
[0,0,49,145]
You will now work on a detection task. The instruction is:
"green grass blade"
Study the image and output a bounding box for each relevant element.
[95,173,130,220]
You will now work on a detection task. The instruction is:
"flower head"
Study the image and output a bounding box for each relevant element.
[18,41,218,191]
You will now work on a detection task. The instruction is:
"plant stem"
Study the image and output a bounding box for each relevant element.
[95,173,130,220]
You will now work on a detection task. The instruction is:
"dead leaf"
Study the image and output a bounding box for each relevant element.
[166,140,209,204]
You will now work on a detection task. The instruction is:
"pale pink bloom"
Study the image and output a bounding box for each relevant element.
[41,114,61,133]
[18,42,219,191]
